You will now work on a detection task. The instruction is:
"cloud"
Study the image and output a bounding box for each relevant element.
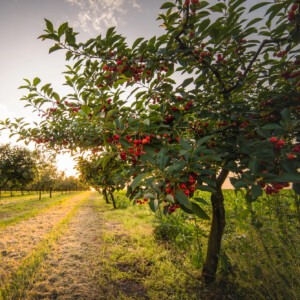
[65,0,141,33]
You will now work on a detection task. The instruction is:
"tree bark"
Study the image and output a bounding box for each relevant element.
[39,190,42,200]
[103,189,110,204]
[50,188,52,198]
[202,168,229,284]
[108,190,117,209]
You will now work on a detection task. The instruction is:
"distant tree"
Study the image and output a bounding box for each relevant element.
[0,144,36,199]
[32,151,58,199]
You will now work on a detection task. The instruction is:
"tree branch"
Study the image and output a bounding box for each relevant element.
[223,37,288,94]
[216,168,229,189]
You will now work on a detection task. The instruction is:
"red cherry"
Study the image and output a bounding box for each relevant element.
[184,190,189,197]
[287,154,295,160]
[277,140,285,146]
[291,4,299,11]
[270,137,278,143]
[166,188,172,194]
[113,134,120,141]
[266,186,273,195]
[288,11,295,21]
[180,184,186,189]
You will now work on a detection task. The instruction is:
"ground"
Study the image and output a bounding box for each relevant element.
[0,191,232,300]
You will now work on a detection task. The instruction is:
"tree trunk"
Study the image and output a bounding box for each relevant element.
[103,189,110,204]
[39,190,42,200]
[50,188,52,198]
[108,190,117,209]
[10,188,13,197]
[202,168,229,284]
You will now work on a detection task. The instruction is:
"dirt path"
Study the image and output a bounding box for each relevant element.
[24,193,105,299]
[0,192,91,288]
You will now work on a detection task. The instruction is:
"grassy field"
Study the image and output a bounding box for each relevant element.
[0,190,298,299]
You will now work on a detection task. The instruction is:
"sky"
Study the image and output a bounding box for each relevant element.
[0,0,165,176]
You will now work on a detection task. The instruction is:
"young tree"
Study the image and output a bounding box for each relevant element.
[1,0,299,282]
[77,153,128,208]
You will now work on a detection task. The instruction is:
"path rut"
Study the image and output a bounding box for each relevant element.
[24,193,104,299]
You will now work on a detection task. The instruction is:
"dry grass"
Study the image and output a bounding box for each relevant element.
[0,192,91,297]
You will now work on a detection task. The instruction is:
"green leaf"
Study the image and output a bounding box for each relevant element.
[131,173,147,191]
[58,22,68,37]
[261,123,283,130]
[249,2,271,13]
[249,158,260,175]
[105,109,117,120]
[209,3,226,12]
[160,2,175,9]
[174,190,191,208]
[166,194,175,203]
[120,139,132,148]
[80,105,91,115]
[158,147,169,171]
[149,199,159,212]
[280,108,291,122]
[166,161,186,174]
[180,204,194,214]
[197,19,210,33]
[106,27,115,39]
[197,185,216,193]
[144,192,156,200]
[272,173,300,183]
[44,18,54,33]
[140,154,155,166]
[246,18,263,28]
[132,37,144,49]
[49,44,62,54]
[179,139,191,150]
[143,145,156,157]
[33,77,41,86]
[194,197,209,205]
[191,202,210,220]
[181,77,194,88]
[251,184,262,200]
[233,180,249,188]
[196,135,212,146]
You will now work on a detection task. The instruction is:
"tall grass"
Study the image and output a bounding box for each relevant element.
[151,189,300,298]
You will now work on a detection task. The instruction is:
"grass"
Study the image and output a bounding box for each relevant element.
[0,192,82,229]
[93,193,204,300]
[0,192,92,299]
[0,191,62,202]
[99,189,299,299]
